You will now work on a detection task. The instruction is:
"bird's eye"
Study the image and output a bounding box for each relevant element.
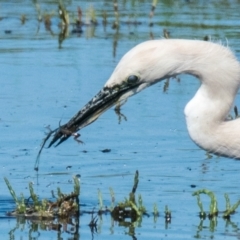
[127,75,139,84]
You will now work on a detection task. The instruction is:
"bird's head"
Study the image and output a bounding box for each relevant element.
[105,40,178,94]
[46,40,180,148]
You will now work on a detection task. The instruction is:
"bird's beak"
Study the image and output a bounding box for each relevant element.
[45,81,143,149]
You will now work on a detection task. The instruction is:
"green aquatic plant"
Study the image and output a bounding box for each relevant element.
[149,0,158,26]
[20,14,27,24]
[102,10,107,26]
[74,176,80,195]
[32,0,42,22]
[193,189,240,219]
[93,171,149,226]
[153,203,159,223]
[98,189,103,212]
[195,194,207,219]
[111,171,146,222]
[29,182,43,212]
[109,187,115,211]
[164,205,171,222]
[153,203,159,216]
[223,193,240,218]
[138,194,146,213]
[41,11,55,36]
[4,178,26,214]
[193,189,218,217]
[86,4,97,25]
[95,171,171,226]
[58,1,69,26]
[112,0,119,29]
[4,176,80,219]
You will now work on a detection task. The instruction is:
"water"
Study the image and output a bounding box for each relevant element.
[0,0,240,239]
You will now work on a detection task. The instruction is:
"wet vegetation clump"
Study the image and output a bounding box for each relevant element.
[4,171,166,229]
[4,176,80,219]
[110,170,147,222]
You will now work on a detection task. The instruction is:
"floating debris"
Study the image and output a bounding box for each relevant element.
[100,149,111,153]
[4,30,12,34]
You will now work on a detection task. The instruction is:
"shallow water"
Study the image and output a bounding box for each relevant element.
[1,0,240,239]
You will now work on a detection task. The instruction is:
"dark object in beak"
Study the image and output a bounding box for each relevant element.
[48,86,121,147]
[36,82,140,161]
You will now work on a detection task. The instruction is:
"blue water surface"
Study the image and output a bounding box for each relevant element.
[0,1,240,239]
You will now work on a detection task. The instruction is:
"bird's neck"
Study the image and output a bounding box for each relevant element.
[174,40,240,158]
[184,86,240,158]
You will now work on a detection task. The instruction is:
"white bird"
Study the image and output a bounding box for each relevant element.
[40,39,240,159]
